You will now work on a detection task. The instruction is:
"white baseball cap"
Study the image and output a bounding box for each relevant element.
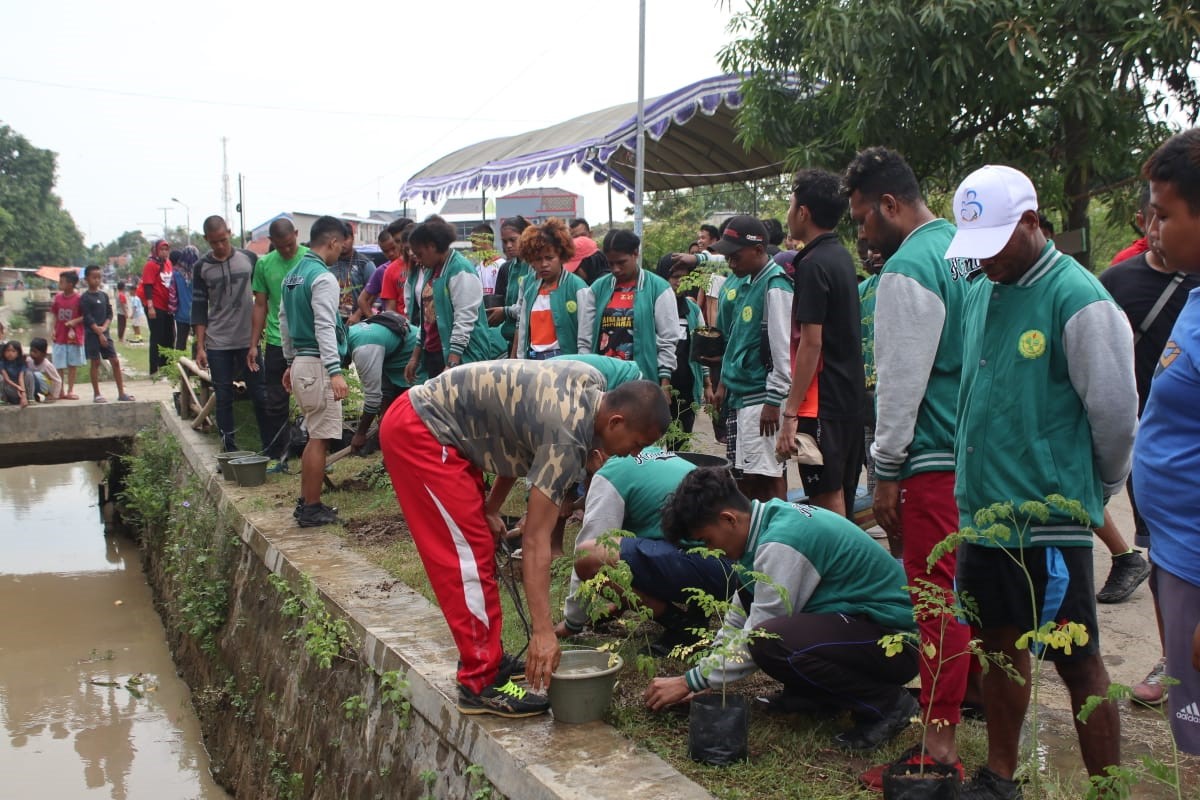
[945,165,1038,259]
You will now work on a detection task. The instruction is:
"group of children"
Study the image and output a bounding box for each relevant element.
[1,266,133,407]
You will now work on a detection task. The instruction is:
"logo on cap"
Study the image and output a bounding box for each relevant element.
[724,227,764,244]
[960,189,983,223]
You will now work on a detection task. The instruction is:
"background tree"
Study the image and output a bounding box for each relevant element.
[719,0,1200,266]
[0,124,85,267]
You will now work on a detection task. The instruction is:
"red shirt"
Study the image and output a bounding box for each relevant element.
[1111,237,1149,266]
[379,258,407,314]
[141,258,173,311]
[50,291,82,345]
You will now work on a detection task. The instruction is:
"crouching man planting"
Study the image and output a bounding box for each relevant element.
[644,467,919,752]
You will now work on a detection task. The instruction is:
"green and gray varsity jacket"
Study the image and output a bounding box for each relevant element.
[580,268,680,381]
[513,269,593,357]
[716,262,793,410]
[279,252,345,376]
[955,244,1137,546]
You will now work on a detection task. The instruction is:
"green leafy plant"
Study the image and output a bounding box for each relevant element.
[268,573,357,669]
[574,530,660,677]
[1079,677,1186,799]
[379,669,412,729]
[268,750,305,800]
[341,694,367,721]
[119,429,184,536]
[162,484,239,654]
[418,769,437,800]
[464,763,494,800]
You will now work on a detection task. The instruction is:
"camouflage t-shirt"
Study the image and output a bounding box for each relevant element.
[409,360,604,504]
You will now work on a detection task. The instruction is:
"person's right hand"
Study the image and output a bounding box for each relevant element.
[147,308,156,320]
[524,630,561,693]
[485,510,506,545]
[246,346,260,373]
[351,432,367,451]
[330,374,349,401]
[281,367,292,393]
[196,347,207,370]
[486,306,506,326]
[97,333,108,348]
[404,355,419,384]
[670,253,699,268]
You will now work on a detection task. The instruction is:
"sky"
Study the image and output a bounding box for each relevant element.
[1,0,741,247]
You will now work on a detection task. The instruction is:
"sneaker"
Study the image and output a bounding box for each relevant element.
[267,459,289,474]
[859,745,965,793]
[499,652,526,682]
[961,766,1023,799]
[297,502,339,528]
[293,497,304,520]
[832,689,919,752]
[457,678,548,718]
[1132,657,1168,706]
[1096,550,1150,603]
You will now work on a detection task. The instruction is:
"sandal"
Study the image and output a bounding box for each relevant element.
[118,394,135,402]
[93,396,108,404]
[64,393,79,400]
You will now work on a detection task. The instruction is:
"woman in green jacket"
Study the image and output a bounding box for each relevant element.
[512,218,593,359]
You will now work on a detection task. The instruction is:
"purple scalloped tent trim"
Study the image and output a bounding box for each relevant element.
[400,74,773,202]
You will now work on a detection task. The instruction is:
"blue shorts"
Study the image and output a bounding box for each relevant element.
[619,537,735,607]
[53,342,85,368]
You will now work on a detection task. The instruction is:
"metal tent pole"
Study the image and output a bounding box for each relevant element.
[633,0,646,255]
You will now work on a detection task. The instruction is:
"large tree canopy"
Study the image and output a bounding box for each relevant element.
[720,0,1200,264]
[0,124,84,267]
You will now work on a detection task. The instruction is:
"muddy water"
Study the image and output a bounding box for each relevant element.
[0,462,229,799]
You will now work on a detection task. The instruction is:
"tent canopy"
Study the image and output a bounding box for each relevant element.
[399,74,812,203]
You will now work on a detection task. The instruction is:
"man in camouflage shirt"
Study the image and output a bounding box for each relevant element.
[380,359,671,717]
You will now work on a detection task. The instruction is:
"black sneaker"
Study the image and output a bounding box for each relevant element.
[297,502,339,528]
[499,652,526,682]
[832,689,919,751]
[1096,550,1150,603]
[457,678,548,718]
[293,497,303,520]
[961,766,1024,799]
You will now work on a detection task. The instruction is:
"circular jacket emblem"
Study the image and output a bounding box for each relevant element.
[565,300,577,313]
[1018,329,1046,359]
[741,305,753,323]
[726,288,737,301]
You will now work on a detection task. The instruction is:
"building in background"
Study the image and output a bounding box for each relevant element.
[248,212,398,255]
[496,187,582,227]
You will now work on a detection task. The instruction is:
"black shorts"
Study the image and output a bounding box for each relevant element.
[85,333,117,361]
[796,417,864,497]
[956,542,1100,662]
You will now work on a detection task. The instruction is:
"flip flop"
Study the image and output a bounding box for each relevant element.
[118,394,135,402]
[64,393,79,400]
[93,396,108,404]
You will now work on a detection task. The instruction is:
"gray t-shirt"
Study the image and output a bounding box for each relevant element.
[191,248,258,350]
[408,360,603,504]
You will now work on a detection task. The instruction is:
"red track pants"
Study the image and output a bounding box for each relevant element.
[381,394,502,694]
[900,470,972,725]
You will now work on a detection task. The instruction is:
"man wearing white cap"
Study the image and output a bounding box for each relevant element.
[948,164,1138,798]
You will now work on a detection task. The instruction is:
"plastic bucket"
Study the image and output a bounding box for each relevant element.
[230,455,269,487]
[216,450,255,482]
[548,648,623,724]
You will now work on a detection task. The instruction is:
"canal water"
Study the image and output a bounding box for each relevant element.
[0,462,229,799]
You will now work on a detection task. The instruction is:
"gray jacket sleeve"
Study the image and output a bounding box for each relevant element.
[311,272,342,375]
[685,542,817,690]
[191,267,210,328]
[352,342,385,415]
[871,271,945,480]
[1062,300,1139,495]
[765,285,794,407]
[447,270,482,357]
[562,474,627,629]
[577,287,597,354]
[514,289,529,358]
[653,287,681,379]
[279,294,293,362]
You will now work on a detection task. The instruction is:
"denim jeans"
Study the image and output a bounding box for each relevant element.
[207,348,269,452]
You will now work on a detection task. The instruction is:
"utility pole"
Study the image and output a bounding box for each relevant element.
[171,197,190,242]
[221,137,232,224]
[157,207,171,241]
[237,173,246,244]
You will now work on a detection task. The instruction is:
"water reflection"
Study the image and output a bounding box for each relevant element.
[0,463,229,799]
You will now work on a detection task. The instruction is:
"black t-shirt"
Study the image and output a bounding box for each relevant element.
[792,232,865,421]
[1098,253,1199,413]
[79,289,112,337]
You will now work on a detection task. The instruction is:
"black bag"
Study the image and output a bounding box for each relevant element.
[364,310,410,342]
[882,758,961,799]
[687,694,748,766]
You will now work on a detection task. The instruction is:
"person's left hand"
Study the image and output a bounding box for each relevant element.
[524,630,561,693]
[644,676,693,711]
[874,479,902,539]
[447,353,463,369]
[97,333,108,348]
[775,415,799,460]
[351,432,367,451]
[759,404,780,437]
[330,374,349,400]
[281,367,292,393]
[485,510,506,545]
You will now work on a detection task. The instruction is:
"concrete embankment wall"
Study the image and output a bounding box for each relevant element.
[143,405,711,800]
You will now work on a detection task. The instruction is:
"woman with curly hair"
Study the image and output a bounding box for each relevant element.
[510,218,593,359]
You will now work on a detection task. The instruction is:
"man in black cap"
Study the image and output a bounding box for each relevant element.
[706,216,794,501]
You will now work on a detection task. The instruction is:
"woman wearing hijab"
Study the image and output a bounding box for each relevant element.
[141,239,174,376]
[170,245,200,353]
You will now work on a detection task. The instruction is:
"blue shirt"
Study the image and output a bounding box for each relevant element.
[1134,287,1200,587]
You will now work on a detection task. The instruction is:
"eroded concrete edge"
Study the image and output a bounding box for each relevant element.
[160,404,712,800]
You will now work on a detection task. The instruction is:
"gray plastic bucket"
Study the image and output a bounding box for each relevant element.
[216,450,255,482]
[548,648,623,724]
[230,455,269,487]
